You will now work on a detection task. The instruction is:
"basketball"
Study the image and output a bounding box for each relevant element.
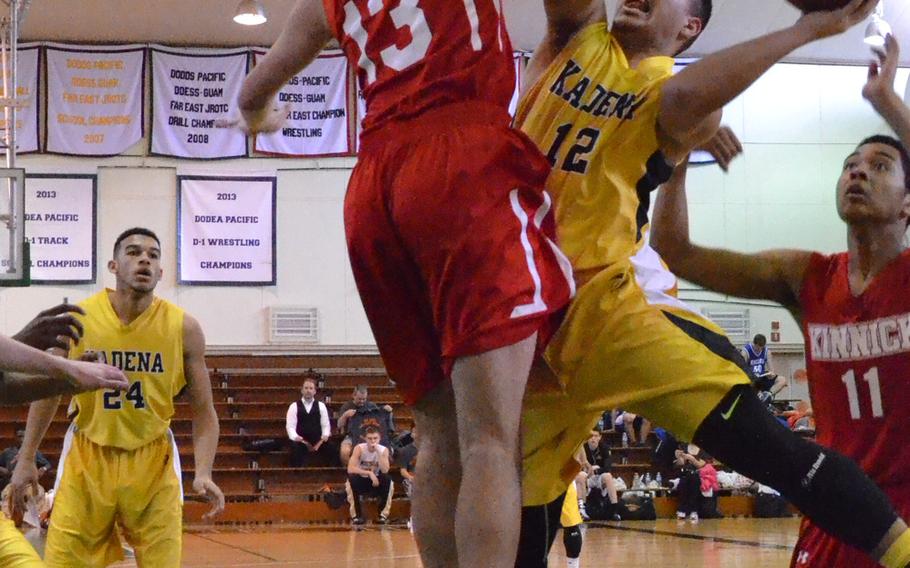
[786,0,852,12]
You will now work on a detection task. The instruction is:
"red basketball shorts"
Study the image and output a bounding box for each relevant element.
[346,102,575,406]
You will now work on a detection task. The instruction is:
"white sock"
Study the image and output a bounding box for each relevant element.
[567,558,580,568]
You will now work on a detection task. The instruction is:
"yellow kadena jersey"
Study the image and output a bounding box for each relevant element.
[515,22,675,274]
[68,290,186,450]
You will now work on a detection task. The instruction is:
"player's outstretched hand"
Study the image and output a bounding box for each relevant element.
[13,303,85,351]
[59,359,129,393]
[697,126,743,172]
[193,476,225,520]
[863,34,901,110]
[796,0,879,40]
[215,102,290,135]
[8,459,38,526]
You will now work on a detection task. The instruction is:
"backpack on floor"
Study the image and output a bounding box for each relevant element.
[754,492,790,518]
[619,493,657,521]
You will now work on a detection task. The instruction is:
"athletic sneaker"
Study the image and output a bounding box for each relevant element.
[352,517,366,525]
[689,512,699,522]
[578,500,590,521]
[676,511,686,520]
[378,514,389,524]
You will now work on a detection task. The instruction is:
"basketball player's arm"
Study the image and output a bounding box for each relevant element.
[236,0,333,132]
[10,395,60,513]
[184,314,225,519]
[522,0,606,94]
[863,35,910,150]
[658,0,877,155]
[0,373,76,405]
[650,159,812,312]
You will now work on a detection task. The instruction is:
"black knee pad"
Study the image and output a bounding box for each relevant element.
[563,526,582,558]
[695,384,897,552]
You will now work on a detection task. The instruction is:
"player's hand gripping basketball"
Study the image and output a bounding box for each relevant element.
[193,476,225,520]
[794,0,879,40]
[13,303,86,351]
[863,34,901,111]
[56,358,129,393]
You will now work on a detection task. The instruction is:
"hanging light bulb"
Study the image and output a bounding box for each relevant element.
[864,1,890,48]
[234,0,267,26]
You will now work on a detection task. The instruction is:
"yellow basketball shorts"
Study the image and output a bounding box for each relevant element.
[45,426,183,568]
[560,480,583,528]
[0,517,43,567]
[522,263,751,506]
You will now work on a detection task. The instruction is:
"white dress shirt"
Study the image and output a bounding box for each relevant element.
[286,398,331,442]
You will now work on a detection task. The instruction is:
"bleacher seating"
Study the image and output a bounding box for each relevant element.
[0,353,786,524]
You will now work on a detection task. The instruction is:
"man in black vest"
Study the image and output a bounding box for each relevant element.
[285,378,331,467]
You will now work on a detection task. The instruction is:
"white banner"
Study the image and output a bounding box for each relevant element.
[254,51,351,157]
[0,44,39,153]
[45,45,144,156]
[24,175,96,283]
[151,48,248,159]
[178,174,275,285]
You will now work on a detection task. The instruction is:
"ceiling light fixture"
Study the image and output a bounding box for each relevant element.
[864,1,890,48]
[233,0,267,26]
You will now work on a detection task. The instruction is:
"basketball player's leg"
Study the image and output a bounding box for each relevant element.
[515,492,565,568]
[0,517,43,568]
[45,433,122,567]
[116,435,182,568]
[411,383,460,567]
[451,333,537,567]
[694,384,910,567]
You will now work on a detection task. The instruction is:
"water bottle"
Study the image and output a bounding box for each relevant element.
[632,472,641,489]
[644,472,651,485]
[622,432,628,447]
[656,472,663,487]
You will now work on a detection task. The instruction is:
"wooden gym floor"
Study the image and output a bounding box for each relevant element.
[97,518,801,567]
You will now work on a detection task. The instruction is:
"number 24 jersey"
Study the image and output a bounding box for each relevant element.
[68,290,187,450]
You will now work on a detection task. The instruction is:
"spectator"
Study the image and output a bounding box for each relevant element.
[581,430,620,520]
[743,334,787,397]
[674,444,719,522]
[0,428,51,491]
[345,426,393,525]
[285,378,332,467]
[337,386,394,465]
[615,410,651,446]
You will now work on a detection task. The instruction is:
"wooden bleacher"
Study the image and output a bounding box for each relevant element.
[0,353,785,524]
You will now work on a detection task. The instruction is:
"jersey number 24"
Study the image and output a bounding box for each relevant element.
[103,381,147,410]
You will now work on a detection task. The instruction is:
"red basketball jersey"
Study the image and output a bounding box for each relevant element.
[800,250,910,496]
[322,0,515,137]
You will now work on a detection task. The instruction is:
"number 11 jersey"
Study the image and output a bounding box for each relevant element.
[69,290,187,450]
[800,250,910,493]
[323,0,516,138]
[795,250,910,566]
